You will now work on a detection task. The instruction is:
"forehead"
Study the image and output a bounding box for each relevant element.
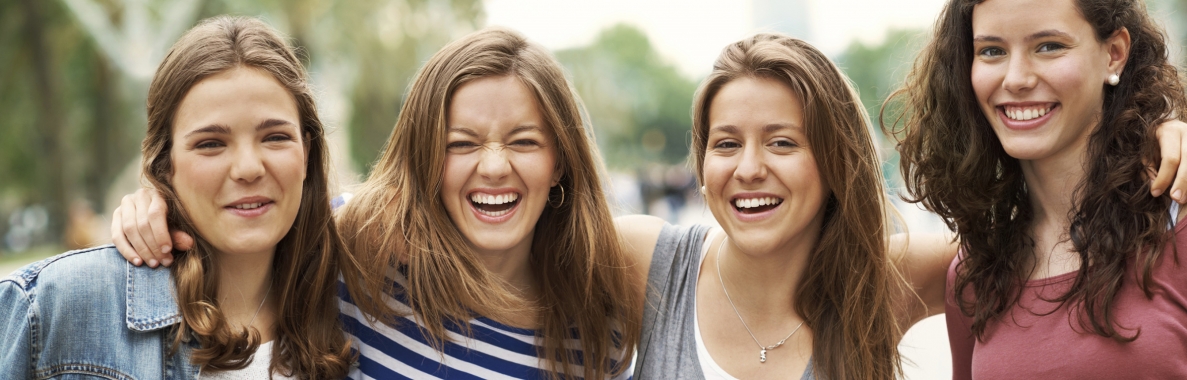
[972,0,1090,36]
[448,75,550,136]
[708,76,804,132]
[173,66,299,134]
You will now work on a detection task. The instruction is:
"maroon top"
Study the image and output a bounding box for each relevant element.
[946,222,1187,379]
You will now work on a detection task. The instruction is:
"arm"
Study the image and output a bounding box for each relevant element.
[614,214,666,298]
[0,281,34,380]
[110,188,193,267]
[890,231,958,327]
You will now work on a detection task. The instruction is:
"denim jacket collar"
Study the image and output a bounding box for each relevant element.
[125,261,183,332]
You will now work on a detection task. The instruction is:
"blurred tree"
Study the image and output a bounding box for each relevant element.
[834,29,926,187]
[556,24,698,169]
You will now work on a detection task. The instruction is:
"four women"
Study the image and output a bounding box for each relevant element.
[90,0,1187,378]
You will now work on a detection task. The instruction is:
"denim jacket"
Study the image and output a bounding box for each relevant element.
[0,245,201,379]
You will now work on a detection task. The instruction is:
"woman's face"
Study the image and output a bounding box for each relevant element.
[443,75,561,257]
[170,66,307,258]
[971,0,1125,163]
[703,76,829,256]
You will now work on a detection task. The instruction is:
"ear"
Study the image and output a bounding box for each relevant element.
[551,166,564,187]
[1105,27,1131,78]
[303,132,312,158]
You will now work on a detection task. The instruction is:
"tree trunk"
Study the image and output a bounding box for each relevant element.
[21,0,68,241]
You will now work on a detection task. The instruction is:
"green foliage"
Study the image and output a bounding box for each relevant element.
[834,29,926,133]
[556,24,698,168]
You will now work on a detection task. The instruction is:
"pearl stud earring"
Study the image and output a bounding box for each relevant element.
[1108,73,1120,86]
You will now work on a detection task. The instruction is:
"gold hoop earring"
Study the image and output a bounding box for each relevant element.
[549,184,565,208]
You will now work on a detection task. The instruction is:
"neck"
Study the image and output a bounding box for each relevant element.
[1020,143,1088,228]
[472,238,537,299]
[213,247,276,331]
[717,233,813,314]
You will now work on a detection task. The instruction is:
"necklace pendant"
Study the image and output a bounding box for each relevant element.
[760,348,767,363]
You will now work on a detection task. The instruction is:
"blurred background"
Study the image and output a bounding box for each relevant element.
[2,0,1186,378]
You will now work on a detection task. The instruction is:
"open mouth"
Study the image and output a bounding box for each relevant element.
[733,197,783,214]
[229,202,270,210]
[470,192,520,217]
[1001,104,1057,121]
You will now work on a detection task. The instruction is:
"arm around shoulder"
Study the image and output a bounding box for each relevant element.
[614,214,667,280]
[890,231,958,327]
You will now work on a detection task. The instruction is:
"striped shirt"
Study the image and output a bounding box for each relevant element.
[338,273,632,380]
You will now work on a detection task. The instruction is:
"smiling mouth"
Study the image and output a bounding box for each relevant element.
[1001,104,1057,121]
[733,197,783,214]
[470,193,520,217]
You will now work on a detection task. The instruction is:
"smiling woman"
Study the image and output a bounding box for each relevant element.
[889,0,1187,378]
[0,16,356,379]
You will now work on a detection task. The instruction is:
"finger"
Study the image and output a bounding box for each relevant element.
[110,204,142,266]
[171,230,195,252]
[146,191,173,266]
[1151,125,1181,198]
[133,189,165,267]
[120,194,160,267]
[1174,135,1187,204]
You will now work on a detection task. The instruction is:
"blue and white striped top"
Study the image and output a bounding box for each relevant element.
[338,273,632,380]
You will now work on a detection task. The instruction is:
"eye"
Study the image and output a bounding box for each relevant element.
[1037,42,1066,53]
[264,133,295,143]
[712,139,741,150]
[977,46,1006,58]
[194,140,224,150]
[447,140,479,151]
[510,139,541,147]
[771,139,798,148]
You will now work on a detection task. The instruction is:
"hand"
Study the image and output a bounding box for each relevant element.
[111,188,193,267]
[1152,119,1187,203]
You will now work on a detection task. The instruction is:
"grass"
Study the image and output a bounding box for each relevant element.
[0,244,64,276]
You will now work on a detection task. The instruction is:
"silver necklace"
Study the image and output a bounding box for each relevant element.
[245,279,273,330]
[715,237,805,363]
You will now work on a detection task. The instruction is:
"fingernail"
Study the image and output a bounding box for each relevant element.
[148,259,159,268]
[1174,190,1182,202]
[161,245,171,254]
[133,258,142,266]
[161,258,172,267]
[1152,187,1164,197]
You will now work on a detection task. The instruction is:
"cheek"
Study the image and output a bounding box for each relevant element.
[170,153,217,208]
[512,151,559,190]
[970,63,999,104]
[441,155,472,209]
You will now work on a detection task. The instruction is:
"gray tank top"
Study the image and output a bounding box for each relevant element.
[633,223,815,379]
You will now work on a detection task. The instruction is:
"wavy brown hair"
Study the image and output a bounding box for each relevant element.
[334,27,641,379]
[885,0,1186,341]
[141,16,361,377]
[691,34,904,380]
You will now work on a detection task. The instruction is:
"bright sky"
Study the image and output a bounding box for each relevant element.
[484,0,951,77]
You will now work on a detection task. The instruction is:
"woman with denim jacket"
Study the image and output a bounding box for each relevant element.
[0,16,362,379]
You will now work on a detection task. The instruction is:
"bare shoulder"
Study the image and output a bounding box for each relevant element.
[615,214,667,276]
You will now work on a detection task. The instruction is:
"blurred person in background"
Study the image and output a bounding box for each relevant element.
[889,0,1187,378]
[0,16,358,379]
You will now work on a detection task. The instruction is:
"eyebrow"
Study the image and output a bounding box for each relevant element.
[709,123,801,134]
[447,125,544,137]
[973,29,1073,44]
[183,118,295,138]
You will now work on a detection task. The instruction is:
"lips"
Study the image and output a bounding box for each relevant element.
[225,197,274,217]
[996,102,1059,130]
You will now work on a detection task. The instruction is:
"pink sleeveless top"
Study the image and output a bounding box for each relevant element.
[946,222,1187,379]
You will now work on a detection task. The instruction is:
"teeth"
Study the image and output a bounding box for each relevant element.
[469,193,520,205]
[476,208,512,217]
[1004,106,1051,121]
[233,202,263,209]
[733,197,783,209]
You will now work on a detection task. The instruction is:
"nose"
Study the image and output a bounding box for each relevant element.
[476,143,512,181]
[733,144,767,183]
[1002,53,1037,94]
[229,144,265,183]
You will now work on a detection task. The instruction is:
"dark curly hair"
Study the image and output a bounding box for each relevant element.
[884,0,1186,341]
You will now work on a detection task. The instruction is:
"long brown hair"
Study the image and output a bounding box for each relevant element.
[141,16,359,377]
[885,0,1186,341]
[335,27,641,378]
[691,34,903,380]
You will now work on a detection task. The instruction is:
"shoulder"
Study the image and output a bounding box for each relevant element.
[3,245,127,292]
